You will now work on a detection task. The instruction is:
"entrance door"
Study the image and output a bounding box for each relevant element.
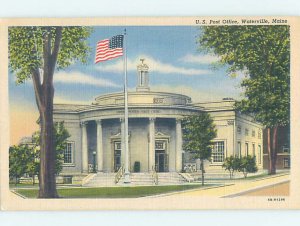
[114,142,121,172]
[155,140,168,172]
[155,150,166,172]
[114,150,121,172]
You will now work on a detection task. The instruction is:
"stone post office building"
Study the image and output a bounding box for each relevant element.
[53,60,264,179]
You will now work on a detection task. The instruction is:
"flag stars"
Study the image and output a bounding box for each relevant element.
[109,35,124,49]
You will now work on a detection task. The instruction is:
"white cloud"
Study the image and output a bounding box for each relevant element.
[180,54,221,64]
[53,95,89,105]
[54,71,121,88]
[96,55,212,76]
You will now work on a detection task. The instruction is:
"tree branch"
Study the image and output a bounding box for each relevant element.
[51,27,62,71]
[42,27,52,87]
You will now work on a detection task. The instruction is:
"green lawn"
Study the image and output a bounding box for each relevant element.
[15,184,206,198]
[10,183,39,188]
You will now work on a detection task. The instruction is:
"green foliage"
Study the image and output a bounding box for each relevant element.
[240,155,258,178]
[182,113,217,160]
[9,26,93,84]
[222,156,242,179]
[9,122,70,183]
[222,155,258,178]
[198,26,290,127]
[9,144,35,184]
[32,122,70,175]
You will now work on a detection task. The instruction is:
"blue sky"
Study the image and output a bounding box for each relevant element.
[9,26,246,144]
[9,26,245,110]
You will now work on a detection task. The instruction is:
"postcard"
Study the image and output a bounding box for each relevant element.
[0,16,299,210]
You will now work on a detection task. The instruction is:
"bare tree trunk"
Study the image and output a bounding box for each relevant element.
[30,27,62,198]
[271,126,278,175]
[200,159,204,186]
[268,127,278,175]
[38,117,57,197]
[267,128,272,174]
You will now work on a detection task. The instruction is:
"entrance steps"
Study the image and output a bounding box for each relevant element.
[118,173,155,185]
[82,172,188,187]
[83,172,116,187]
[157,172,186,185]
[118,172,187,186]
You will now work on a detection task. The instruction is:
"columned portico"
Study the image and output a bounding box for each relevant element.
[175,119,183,172]
[96,119,103,172]
[80,121,88,173]
[148,117,155,171]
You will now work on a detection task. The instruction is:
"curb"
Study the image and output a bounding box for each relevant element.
[11,190,27,199]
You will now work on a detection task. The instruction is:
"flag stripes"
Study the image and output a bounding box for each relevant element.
[95,35,124,63]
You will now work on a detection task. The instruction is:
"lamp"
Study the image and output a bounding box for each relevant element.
[92,151,97,173]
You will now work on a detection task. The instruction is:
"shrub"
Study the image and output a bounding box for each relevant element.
[222,156,241,179]
[240,155,258,178]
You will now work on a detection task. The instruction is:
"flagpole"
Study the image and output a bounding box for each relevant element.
[123,28,130,183]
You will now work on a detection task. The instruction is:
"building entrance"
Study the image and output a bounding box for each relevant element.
[155,141,168,172]
[114,142,121,172]
[155,150,166,172]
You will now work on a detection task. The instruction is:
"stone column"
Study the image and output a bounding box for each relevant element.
[120,118,125,166]
[175,119,183,172]
[148,117,155,171]
[96,119,103,172]
[80,121,88,173]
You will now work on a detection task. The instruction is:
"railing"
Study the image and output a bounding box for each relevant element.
[183,163,197,173]
[88,164,98,173]
[152,166,158,185]
[114,165,125,184]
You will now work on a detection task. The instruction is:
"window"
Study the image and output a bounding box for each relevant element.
[283,158,290,168]
[245,143,249,156]
[237,125,241,134]
[155,141,166,150]
[258,130,262,139]
[252,130,256,137]
[245,128,249,136]
[64,142,74,164]
[115,142,121,150]
[252,143,255,156]
[258,145,262,164]
[212,141,225,163]
[237,141,242,158]
[282,145,290,153]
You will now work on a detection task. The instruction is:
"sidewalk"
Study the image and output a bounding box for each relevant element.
[152,173,290,198]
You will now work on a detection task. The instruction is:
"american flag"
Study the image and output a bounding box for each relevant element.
[95,35,124,63]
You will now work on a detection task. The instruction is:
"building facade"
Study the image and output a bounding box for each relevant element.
[53,60,264,176]
[263,125,290,170]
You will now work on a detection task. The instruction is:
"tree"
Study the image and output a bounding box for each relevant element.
[9,26,92,197]
[9,144,34,185]
[25,147,39,185]
[222,156,242,179]
[32,122,71,175]
[198,26,290,175]
[240,155,258,178]
[9,122,70,187]
[182,113,217,185]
